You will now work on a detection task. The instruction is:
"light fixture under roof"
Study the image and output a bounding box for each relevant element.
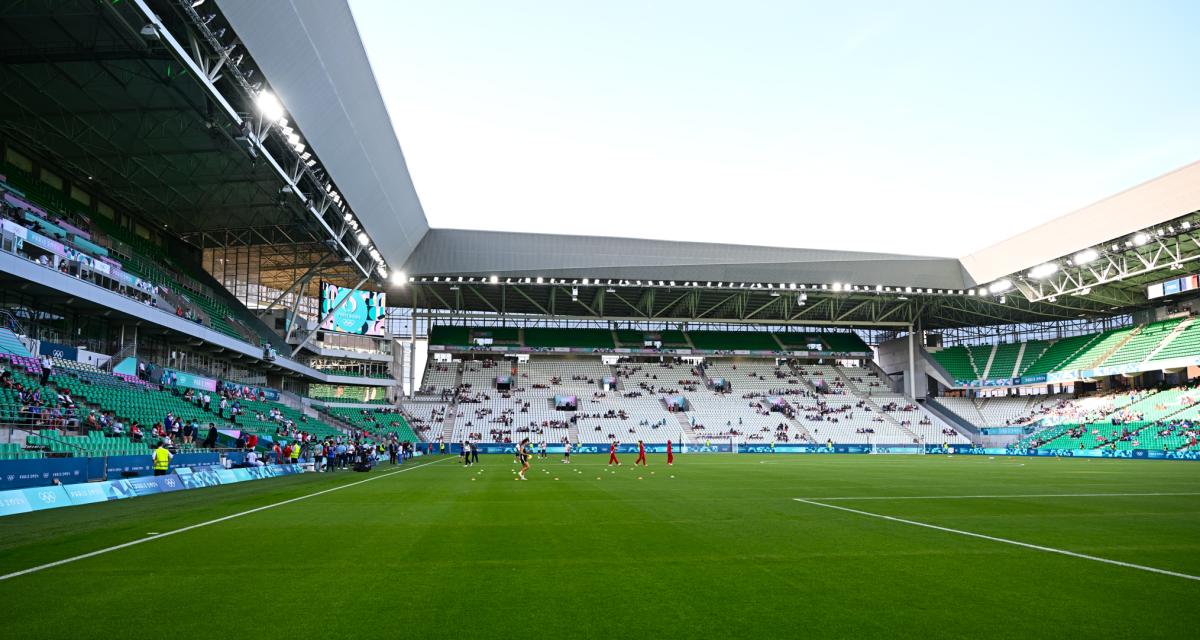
[1028,263,1059,279]
[255,90,285,123]
[1072,248,1099,265]
[989,279,1012,294]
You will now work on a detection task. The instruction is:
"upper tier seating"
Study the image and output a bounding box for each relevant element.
[1153,319,1200,361]
[986,343,1021,378]
[310,384,390,404]
[687,330,779,351]
[1102,318,1184,366]
[931,346,978,381]
[426,325,871,354]
[2,164,283,351]
[523,328,614,349]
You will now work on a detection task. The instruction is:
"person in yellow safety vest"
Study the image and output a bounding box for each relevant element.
[152,441,173,476]
[290,441,301,464]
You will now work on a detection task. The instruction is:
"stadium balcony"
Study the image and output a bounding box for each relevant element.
[3,348,354,457]
[426,325,872,356]
[927,313,1200,388]
[309,383,392,405]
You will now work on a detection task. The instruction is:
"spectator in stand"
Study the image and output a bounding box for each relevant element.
[203,423,218,448]
[39,354,52,386]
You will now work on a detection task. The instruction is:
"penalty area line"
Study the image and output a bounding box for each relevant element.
[0,457,451,582]
[792,498,1200,582]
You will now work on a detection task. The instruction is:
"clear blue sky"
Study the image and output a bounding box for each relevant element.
[349,0,1200,257]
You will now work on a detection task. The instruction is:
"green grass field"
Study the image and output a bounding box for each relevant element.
[2,454,1199,639]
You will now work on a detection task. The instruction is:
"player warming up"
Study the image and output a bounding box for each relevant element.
[635,439,648,466]
[608,440,620,466]
[562,440,572,463]
[667,439,674,466]
[516,438,532,480]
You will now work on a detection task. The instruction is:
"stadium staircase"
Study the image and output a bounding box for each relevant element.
[920,398,982,440]
[0,327,33,358]
[1089,326,1143,368]
[315,409,357,436]
[438,403,459,443]
[671,411,692,442]
[1144,317,1197,362]
[1012,341,1028,376]
[979,344,998,380]
[865,396,921,443]
[785,415,816,443]
[786,361,823,394]
[608,364,625,390]
[831,365,865,395]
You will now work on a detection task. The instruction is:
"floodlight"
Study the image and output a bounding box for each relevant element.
[988,279,1012,294]
[490,275,499,284]
[1072,249,1098,265]
[1028,263,1058,279]
[355,232,368,246]
[256,90,285,123]
[392,272,406,286]
[1132,232,1150,246]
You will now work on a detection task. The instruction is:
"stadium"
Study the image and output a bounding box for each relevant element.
[1,1,1198,637]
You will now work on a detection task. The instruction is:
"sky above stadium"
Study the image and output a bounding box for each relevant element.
[350,0,1200,258]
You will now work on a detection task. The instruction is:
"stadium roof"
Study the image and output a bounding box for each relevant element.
[217,3,1199,318]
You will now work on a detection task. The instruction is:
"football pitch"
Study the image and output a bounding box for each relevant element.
[2,454,1199,639]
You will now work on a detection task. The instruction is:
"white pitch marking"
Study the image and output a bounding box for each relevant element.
[801,492,1200,501]
[0,457,450,582]
[792,498,1200,582]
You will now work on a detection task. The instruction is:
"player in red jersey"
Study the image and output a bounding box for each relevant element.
[666,439,674,466]
[608,440,620,466]
[635,439,647,466]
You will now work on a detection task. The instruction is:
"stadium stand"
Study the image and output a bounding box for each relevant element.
[322,406,418,442]
[1,169,283,351]
[985,342,1021,378]
[309,384,391,404]
[1101,318,1184,366]
[930,315,1200,385]
[524,328,615,349]
[930,346,979,381]
[425,325,870,354]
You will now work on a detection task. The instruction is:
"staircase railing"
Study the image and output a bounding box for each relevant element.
[0,308,25,336]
